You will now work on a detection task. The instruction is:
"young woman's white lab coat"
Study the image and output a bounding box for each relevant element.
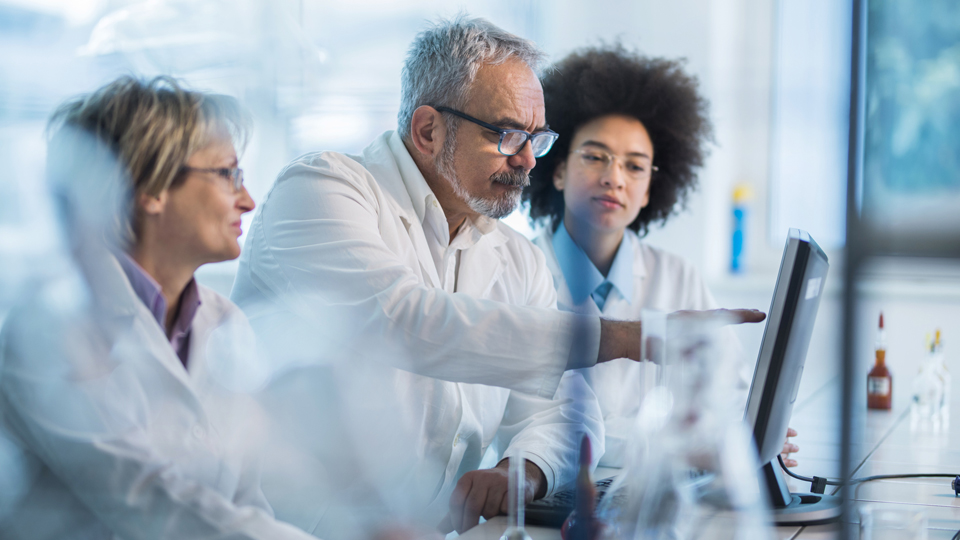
[534,227,748,468]
[0,251,314,540]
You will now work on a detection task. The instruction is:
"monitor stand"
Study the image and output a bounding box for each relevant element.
[762,462,842,525]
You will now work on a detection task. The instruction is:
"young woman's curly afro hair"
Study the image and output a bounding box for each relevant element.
[523,45,713,236]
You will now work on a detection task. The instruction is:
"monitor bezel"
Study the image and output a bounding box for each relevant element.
[744,228,829,466]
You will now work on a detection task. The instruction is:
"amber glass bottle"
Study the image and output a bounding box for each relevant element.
[867,312,892,410]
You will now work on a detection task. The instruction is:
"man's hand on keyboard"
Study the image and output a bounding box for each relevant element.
[438,458,546,533]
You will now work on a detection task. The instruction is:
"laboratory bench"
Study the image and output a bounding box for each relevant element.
[458,372,960,539]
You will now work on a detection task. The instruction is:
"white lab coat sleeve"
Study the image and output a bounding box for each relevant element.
[246,157,598,398]
[497,373,604,498]
[494,258,604,497]
[0,314,317,540]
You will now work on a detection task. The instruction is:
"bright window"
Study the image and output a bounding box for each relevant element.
[768,0,851,250]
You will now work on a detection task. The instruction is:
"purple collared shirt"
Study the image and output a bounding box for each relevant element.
[117,254,202,369]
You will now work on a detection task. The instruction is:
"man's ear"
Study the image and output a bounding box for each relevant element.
[552,160,567,191]
[409,105,446,159]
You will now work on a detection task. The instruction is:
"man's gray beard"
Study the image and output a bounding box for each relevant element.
[436,135,528,220]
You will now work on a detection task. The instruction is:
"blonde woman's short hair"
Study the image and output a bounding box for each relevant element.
[47,76,250,242]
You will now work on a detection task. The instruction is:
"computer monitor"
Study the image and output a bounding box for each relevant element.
[743,228,840,525]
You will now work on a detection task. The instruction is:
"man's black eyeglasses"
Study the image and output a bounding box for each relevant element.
[434,106,558,158]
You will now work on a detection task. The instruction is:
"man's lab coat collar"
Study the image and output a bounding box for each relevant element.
[387,132,503,242]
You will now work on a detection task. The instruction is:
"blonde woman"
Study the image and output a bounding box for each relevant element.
[0,77,316,539]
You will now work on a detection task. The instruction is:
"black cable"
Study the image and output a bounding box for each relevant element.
[853,473,958,484]
[777,455,958,488]
[851,472,959,500]
[952,528,960,540]
[778,455,842,486]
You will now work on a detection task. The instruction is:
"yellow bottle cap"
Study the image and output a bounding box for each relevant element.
[733,183,754,204]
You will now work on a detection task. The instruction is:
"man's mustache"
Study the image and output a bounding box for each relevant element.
[491,170,530,188]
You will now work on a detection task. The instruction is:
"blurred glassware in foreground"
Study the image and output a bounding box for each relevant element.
[561,436,602,540]
[0,128,73,319]
[0,126,126,529]
[502,450,533,540]
[596,312,773,540]
[858,504,927,540]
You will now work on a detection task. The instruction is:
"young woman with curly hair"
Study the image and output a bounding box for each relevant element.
[524,46,799,467]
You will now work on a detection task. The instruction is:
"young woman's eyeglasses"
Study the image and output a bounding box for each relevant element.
[571,148,658,181]
[181,166,245,192]
[434,106,558,158]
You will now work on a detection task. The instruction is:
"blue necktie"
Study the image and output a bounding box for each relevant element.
[591,281,613,311]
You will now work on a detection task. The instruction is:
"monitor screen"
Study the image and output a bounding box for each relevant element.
[744,228,829,467]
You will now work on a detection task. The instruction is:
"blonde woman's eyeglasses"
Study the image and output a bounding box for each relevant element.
[181,166,244,192]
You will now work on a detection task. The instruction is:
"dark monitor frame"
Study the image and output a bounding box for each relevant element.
[743,228,839,525]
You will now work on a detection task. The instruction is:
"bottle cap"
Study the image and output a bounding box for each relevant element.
[733,183,754,204]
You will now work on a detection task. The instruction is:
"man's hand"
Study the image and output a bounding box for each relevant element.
[371,524,443,540]
[437,459,546,534]
[781,427,799,467]
[597,309,766,364]
[669,308,766,325]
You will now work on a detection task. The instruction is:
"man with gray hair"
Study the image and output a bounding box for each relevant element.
[232,15,761,534]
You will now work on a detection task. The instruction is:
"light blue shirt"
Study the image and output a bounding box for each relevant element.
[551,221,634,311]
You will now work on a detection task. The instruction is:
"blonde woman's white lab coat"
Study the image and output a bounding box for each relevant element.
[535,227,746,468]
[0,252,315,540]
[230,131,603,532]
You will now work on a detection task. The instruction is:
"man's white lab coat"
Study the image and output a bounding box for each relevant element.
[535,227,748,468]
[231,131,603,532]
[0,251,314,540]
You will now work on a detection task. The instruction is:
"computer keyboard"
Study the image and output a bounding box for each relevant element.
[524,477,616,528]
[523,469,712,528]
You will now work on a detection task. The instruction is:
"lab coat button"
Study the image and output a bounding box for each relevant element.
[192,426,204,439]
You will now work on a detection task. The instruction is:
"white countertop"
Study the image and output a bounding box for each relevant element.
[459,372,960,540]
